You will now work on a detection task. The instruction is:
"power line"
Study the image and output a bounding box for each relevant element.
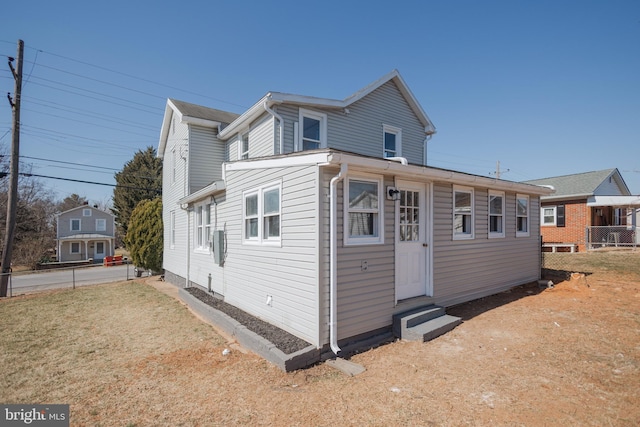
[20,155,119,171]
[18,172,161,193]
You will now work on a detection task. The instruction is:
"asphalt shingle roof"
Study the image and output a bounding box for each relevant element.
[169,99,240,124]
[523,169,618,197]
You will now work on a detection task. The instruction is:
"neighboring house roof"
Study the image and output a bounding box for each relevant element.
[523,168,631,201]
[218,69,436,140]
[56,205,113,217]
[158,99,240,158]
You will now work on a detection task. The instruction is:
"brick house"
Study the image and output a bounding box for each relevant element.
[524,169,639,251]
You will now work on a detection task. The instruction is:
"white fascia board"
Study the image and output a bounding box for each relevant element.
[224,152,332,172]
[587,195,640,207]
[177,181,226,205]
[269,92,344,108]
[218,94,271,140]
[157,101,175,159]
[180,115,221,128]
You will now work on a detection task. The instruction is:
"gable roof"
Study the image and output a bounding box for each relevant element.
[56,204,113,217]
[157,99,240,158]
[217,69,436,140]
[523,168,631,200]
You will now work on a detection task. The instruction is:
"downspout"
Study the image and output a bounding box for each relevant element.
[423,132,433,165]
[263,100,284,155]
[329,163,348,355]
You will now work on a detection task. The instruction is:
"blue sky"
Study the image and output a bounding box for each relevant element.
[1,0,638,205]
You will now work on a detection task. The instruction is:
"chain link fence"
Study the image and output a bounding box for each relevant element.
[541,239,640,280]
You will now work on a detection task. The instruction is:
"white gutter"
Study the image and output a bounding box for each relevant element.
[329,163,348,355]
[263,100,284,155]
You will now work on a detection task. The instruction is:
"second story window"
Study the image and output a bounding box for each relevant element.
[298,108,327,151]
[71,219,81,232]
[240,132,249,160]
[96,219,106,232]
[383,125,402,158]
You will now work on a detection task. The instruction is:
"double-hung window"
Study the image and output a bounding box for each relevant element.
[96,219,106,232]
[297,109,327,151]
[488,191,505,238]
[195,204,212,251]
[516,194,530,236]
[383,125,402,158]
[243,182,281,245]
[70,242,80,254]
[345,176,383,245]
[239,132,249,160]
[541,206,557,226]
[453,186,474,239]
[70,219,81,232]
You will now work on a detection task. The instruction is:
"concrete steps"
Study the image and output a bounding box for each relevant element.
[393,305,462,342]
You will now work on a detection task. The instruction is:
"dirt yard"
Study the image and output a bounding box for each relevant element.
[1,270,638,426]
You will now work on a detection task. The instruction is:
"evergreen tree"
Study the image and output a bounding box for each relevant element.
[57,194,88,212]
[112,147,162,239]
[125,198,163,273]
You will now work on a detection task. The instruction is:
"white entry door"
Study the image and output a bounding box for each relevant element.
[94,241,105,262]
[396,181,428,300]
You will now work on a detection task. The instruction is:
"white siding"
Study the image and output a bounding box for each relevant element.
[189,125,224,192]
[432,182,541,307]
[188,164,321,345]
[161,115,190,280]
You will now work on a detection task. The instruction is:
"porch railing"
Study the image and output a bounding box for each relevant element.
[586,226,638,250]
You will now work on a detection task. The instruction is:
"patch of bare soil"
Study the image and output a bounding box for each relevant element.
[2,273,638,426]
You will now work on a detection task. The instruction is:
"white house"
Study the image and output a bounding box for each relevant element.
[158,70,552,363]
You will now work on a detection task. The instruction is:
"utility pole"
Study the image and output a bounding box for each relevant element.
[494,161,509,180]
[1,40,23,297]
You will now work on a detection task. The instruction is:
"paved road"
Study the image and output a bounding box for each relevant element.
[7,264,148,296]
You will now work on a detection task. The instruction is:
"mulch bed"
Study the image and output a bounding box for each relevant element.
[185,287,311,354]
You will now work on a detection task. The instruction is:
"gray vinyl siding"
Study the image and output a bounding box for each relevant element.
[161,116,189,278]
[319,169,396,343]
[594,175,629,196]
[199,164,321,345]
[189,125,224,192]
[57,207,114,238]
[275,81,426,164]
[249,114,276,158]
[431,182,541,307]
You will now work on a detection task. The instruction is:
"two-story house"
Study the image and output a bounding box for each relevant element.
[158,70,552,361]
[55,204,116,263]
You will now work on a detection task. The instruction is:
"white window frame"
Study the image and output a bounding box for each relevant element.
[488,190,505,238]
[83,209,91,217]
[297,108,327,151]
[242,182,282,246]
[171,148,177,184]
[516,194,530,237]
[70,242,80,254]
[238,131,249,160]
[194,203,212,252]
[453,185,474,240]
[541,206,557,226]
[70,219,81,232]
[170,210,176,248]
[96,218,106,232]
[383,124,402,158]
[344,175,384,246]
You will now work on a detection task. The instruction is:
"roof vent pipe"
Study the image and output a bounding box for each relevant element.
[387,157,408,165]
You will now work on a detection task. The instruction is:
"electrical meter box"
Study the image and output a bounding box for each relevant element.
[212,230,225,266]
